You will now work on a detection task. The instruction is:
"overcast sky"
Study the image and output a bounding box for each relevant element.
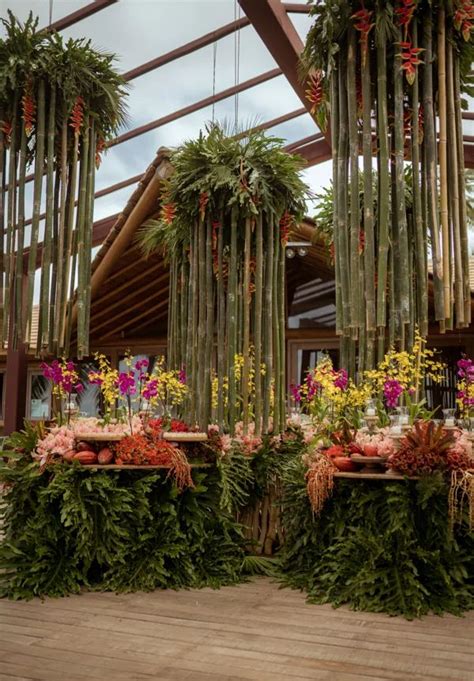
[1,0,333,224]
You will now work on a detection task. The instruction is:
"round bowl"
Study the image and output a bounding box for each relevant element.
[333,456,359,472]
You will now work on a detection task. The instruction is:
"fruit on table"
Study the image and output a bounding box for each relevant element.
[63,449,76,462]
[363,443,379,457]
[72,451,98,465]
[333,456,359,472]
[98,448,114,464]
[76,441,95,452]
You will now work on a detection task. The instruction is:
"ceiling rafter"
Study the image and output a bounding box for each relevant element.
[41,0,118,32]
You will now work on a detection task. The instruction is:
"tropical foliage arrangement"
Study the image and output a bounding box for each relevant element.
[140,125,309,434]
[0,12,127,357]
[303,0,473,372]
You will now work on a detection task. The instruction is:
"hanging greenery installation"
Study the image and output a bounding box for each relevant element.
[302,0,474,373]
[0,12,127,357]
[140,125,308,434]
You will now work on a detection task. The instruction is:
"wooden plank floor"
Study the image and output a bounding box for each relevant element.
[0,578,473,681]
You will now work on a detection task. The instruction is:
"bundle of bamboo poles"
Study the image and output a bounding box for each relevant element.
[0,12,127,357]
[303,0,473,376]
[140,125,308,434]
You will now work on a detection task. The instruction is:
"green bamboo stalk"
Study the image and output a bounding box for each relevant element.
[38,84,56,351]
[262,215,274,434]
[188,227,198,424]
[53,108,69,346]
[180,244,189,370]
[253,212,263,435]
[361,35,375,367]
[453,54,471,326]
[48,169,60,352]
[242,217,252,434]
[3,91,19,345]
[203,214,214,429]
[330,68,342,337]
[59,130,79,350]
[437,6,450,322]
[375,14,390,361]
[446,38,463,326]
[227,207,238,433]
[272,219,281,434]
[197,212,206,426]
[167,256,176,368]
[347,25,360,338]
[393,24,410,330]
[278,233,286,429]
[422,7,445,323]
[14,123,27,344]
[216,212,225,429]
[390,151,402,347]
[337,46,350,336]
[74,121,90,358]
[83,123,96,357]
[411,22,428,337]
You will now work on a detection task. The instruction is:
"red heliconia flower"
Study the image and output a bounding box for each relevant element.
[395,0,416,36]
[21,82,36,137]
[199,191,209,220]
[454,1,474,41]
[69,96,84,136]
[95,136,106,169]
[305,70,324,114]
[399,41,424,85]
[279,210,293,245]
[161,202,177,225]
[352,7,375,65]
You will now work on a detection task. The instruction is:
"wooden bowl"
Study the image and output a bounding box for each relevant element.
[333,456,359,472]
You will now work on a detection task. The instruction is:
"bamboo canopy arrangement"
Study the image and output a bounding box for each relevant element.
[0,12,127,357]
[303,0,474,375]
[140,125,308,434]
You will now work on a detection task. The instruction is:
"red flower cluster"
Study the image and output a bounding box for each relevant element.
[454,1,474,42]
[70,96,84,136]
[95,136,106,169]
[21,83,36,136]
[279,211,293,245]
[161,202,177,225]
[148,418,190,435]
[305,71,324,115]
[399,42,424,85]
[352,8,375,64]
[395,0,416,34]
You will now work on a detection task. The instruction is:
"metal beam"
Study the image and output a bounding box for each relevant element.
[110,68,282,147]
[123,17,250,82]
[238,0,331,152]
[44,0,118,32]
[283,3,310,12]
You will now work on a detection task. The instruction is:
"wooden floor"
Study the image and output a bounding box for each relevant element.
[0,578,473,681]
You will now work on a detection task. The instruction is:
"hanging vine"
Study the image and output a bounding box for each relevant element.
[303,0,474,374]
[0,12,127,357]
[140,125,308,434]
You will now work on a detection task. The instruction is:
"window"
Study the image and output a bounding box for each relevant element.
[28,372,51,420]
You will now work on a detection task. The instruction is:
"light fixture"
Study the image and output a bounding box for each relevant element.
[285,241,311,259]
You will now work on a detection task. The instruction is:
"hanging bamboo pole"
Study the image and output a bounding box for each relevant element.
[411,22,428,338]
[227,207,238,433]
[361,34,375,368]
[422,8,445,324]
[437,6,451,322]
[278,235,286,428]
[254,212,263,435]
[330,69,342,338]
[337,46,350,338]
[216,212,226,428]
[393,24,410,336]
[242,217,252,434]
[74,122,90,358]
[3,92,19,345]
[203,214,214,429]
[262,215,274,434]
[272,220,281,434]
[14,124,27,344]
[59,130,78,351]
[454,54,471,326]
[347,26,360,339]
[48,170,60,350]
[446,38,464,326]
[38,85,56,351]
[53,106,69,347]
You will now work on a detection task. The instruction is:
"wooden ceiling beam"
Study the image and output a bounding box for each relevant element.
[99,295,170,339]
[91,283,169,336]
[90,268,168,322]
[283,3,310,12]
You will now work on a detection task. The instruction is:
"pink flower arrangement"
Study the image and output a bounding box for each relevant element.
[355,428,396,457]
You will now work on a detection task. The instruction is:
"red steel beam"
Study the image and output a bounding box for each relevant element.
[283,3,311,12]
[110,67,282,147]
[43,0,118,32]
